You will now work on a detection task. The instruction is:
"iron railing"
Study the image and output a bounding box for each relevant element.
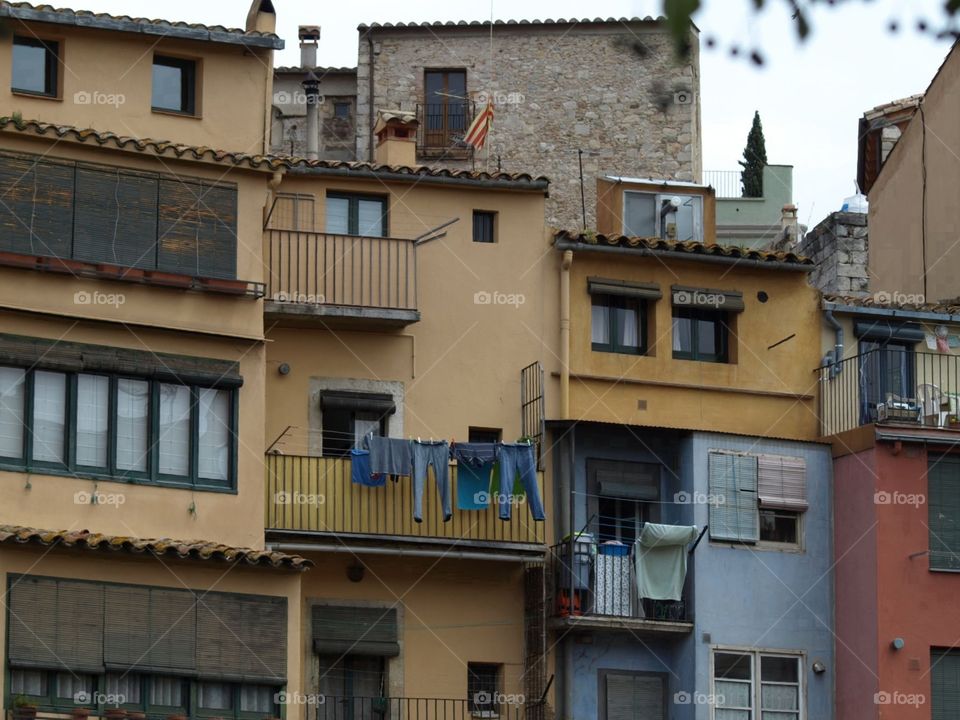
[264,230,417,311]
[265,454,545,545]
[314,696,530,720]
[818,348,960,436]
[416,101,475,154]
[520,362,545,471]
[703,170,743,199]
[548,541,687,622]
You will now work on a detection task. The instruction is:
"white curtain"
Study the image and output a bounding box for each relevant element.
[105,673,141,704]
[619,305,640,348]
[592,304,610,345]
[76,374,109,467]
[55,673,93,700]
[197,682,233,710]
[116,378,149,472]
[197,388,229,481]
[159,384,191,476]
[239,686,274,713]
[10,669,44,696]
[0,367,25,459]
[673,316,691,353]
[149,677,183,708]
[32,371,66,463]
[325,197,351,234]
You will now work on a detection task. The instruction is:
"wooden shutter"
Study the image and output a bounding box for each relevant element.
[757,455,808,511]
[104,585,197,673]
[933,649,960,720]
[708,452,759,543]
[158,179,237,279]
[0,153,74,258]
[197,593,287,682]
[7,576,103,672]
[312,605,400,657]
[198,183,237,279]
[604,673,664,720]
[73,166,159,269]
[929,457,960,570]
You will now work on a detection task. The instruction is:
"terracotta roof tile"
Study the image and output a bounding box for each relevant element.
[0,525,312,571]
[359,17,665,30]
[823,293,960,316]
[0,2,283,49]
[554,230,813,266]
[0,117,549,189]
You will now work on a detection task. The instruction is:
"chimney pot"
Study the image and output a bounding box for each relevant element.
[299,25,320,67]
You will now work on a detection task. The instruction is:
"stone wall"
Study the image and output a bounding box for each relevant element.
[356,22,701,229]
[796,212,869,295]
[271,70,358,161]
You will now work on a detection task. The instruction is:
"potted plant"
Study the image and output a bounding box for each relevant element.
[104,708,127,720]
[127,712,146,720]
[166,714,188,720]
[12,696,38,720]
[72,707,93,720]
[949,414,960,428]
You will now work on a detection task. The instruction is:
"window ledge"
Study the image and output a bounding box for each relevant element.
[151,107,203,120]
[709,540,804,554]
[11,89,62,102]
[0,462,238,495]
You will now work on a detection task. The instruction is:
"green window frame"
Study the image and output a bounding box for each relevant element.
[929,455,960,570]
[932,648,960,719]
[0,365,238,492]
[592,294,646,356]
[672,307,729,363]
[325,192,388,237]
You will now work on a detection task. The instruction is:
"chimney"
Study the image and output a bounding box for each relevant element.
[299,25,320,68]
[373,110,419,166]
[302,72,321,160]
[778,203,799,249]
[246,0,276,34]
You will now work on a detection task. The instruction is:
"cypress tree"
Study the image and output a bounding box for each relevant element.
[739,111,768,198]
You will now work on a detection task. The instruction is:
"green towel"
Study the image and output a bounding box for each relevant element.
[634,523,698,602]
[489,463,524,497]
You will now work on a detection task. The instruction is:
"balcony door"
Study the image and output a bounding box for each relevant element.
[423,70,468,148]
[587,459,661,545]
[317,655,387,720]
[859,341,916,423]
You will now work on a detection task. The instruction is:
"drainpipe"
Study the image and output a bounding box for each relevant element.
[303,72,320,160]
[825,309,843,377]
[560,250,573,419]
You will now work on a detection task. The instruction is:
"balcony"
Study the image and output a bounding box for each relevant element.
[547,540,692,636]
[316,697,531,720]
[263,230,419,328]
[265,455,545,554]
[819,348,960,437]
[416,101,475,161]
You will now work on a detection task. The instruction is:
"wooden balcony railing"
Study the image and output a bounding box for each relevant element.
[265,454,545,546]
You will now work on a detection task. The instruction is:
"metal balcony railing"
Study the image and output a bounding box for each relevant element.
[548,541,687,622]
[818,348,960,436]
[265,454,545,546]
[416,101,475,156]
[314,696,531,720]
[264,230,417,311]
[704,170,744,199]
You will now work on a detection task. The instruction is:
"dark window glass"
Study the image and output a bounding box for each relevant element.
[473,211,496,243]
[672,307,729,362]
[759,509,800,544]
[714,652,752,681]
[467,663,500,713]
[322,405,389,458]
[598,496,643,544]
[468,427,501,444]
[152,55,197,114]
[12,36,59,96]
[334,102,351,119]
[859,341,915,424]
[592,295,645,355]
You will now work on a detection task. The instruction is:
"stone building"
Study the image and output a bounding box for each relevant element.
[796,212,869,296]
[273,18,701,229]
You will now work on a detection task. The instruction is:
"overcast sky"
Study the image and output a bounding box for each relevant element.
[78,0,952,229]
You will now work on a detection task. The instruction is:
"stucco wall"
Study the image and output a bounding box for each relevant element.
[357,23,701,229]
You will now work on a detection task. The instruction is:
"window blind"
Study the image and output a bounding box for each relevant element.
[671,285,745,312]
[604,673,663,720]
[932,649,960,720]
[197,593,288,682]
[312,605,400,657]
[708,452,759,543]
[0,154,74,258]
[588,277,662,300]
[103,585,197,673]
[757,455,808,511]
[928,456,960,570]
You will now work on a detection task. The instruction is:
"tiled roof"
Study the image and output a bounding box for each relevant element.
[359,16,665,29]
[0,525,312,571]
[0,118,550,188]
[0,1,284,49]
[863,94,923,121]
[554,230,813,267]
[275,66,357,74]
[823,293,960,316]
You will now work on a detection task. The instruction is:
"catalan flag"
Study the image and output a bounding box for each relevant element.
[464,101,495,150]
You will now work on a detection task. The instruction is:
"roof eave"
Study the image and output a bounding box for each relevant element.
[822,299,960,324]
[286,164,550,193]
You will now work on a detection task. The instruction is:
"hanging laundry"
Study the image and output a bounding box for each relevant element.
[452,442,498,511]
[412,440,452,522]
[634,523,698,602]
[451,442,500,468]
[497,443,545,522]
[368,436,413,477]
[350,449,385,487]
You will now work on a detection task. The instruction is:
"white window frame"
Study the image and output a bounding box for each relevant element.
[622,190,704,241]
[710,647,806,720]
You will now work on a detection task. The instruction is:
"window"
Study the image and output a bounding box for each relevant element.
[423,70,468,149]
[932,648,960,718]
[320,391,395,457]
[469,427,502,444]
[589,460,660,545]
[709,452,808,549]
[623,191,703,242]
[334,102,351,119]
[601,671,665,720]
[0,367,236,490]
[316,656,386,705]
[152,55,198,115]
[12,36,60,97]
[105,673,142,706]
[672,307,729,362]
[149,676,186,710]
[10,669,47,697]
[593,295,646,355]
[467,663,501,715]
[713,650,803,720]
[267,192,316,231]
[198,682,234,712]
[325,193,387,237]
[929,455,960,570]
[473,211,497,243]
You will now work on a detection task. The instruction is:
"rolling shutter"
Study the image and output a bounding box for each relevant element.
[199,183,238,279]
[605,673,664,720]
[708,452,759,543]
[197,593,287,682]
[158,179,237,279]
[312,605,400,657]
[73,166,159,269]
[928,456,960,570]
[0,154,74,258]
[588,277,662,301]
[671,286,745,313]
[757,455,808,511]
[932,649,960,720]
[104,586,198,673]
[592,460,660,501]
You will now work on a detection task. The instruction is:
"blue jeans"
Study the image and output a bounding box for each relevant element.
[497,443,545,521]
[412,441,452,522]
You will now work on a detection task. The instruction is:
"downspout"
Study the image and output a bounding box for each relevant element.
[560,250,573,419]
[825,309,843,377]
[367,32,376,163]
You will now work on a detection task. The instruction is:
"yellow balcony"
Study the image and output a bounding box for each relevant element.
[264,454,546,551]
